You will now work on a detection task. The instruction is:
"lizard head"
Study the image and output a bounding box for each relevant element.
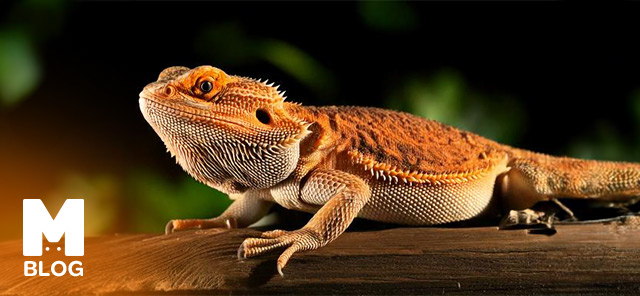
[139,65,311,194]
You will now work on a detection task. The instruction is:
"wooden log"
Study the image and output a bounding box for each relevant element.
[1,219,639,295]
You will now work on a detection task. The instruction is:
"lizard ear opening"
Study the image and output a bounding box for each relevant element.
[256,109,271,124]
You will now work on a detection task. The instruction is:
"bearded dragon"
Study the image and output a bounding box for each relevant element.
[139,66,640,275]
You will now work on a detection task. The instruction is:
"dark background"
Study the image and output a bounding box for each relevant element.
[1,1,639,240]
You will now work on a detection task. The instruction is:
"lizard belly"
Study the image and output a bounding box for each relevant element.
[356,159,509,225]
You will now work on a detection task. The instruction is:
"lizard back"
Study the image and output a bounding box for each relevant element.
[289,105,509,176]
[287,105,511,225]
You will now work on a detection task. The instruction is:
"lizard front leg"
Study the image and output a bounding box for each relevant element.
[165,190,273,234]
[237,169,371,275]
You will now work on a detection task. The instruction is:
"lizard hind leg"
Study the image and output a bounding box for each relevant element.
[498,166,549,211]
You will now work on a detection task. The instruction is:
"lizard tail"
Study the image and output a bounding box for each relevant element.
[500,148,640,209]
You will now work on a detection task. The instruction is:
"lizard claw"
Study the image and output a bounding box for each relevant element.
[237,242,246,260]
[225,218,238,229]
[277,264,284,277]
[165,220,175,235]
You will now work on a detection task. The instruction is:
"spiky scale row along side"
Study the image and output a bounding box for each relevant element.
[347,150,495,186]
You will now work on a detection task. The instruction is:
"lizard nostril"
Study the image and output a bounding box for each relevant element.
[163,85,175,97]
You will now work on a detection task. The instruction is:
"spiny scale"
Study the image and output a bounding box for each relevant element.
[348,150,492,186]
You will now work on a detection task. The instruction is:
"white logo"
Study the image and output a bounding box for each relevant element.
[23,199,84,256]
[23,199,84,277]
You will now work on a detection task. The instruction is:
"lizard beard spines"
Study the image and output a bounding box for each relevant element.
[348,150,494,186]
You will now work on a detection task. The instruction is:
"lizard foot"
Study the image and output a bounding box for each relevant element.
[164,217,237,234]
[237,228,321,276]
[499,209,557,235]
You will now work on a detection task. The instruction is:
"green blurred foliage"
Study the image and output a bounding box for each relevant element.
[43,170,232,234]
[127,170,231,233]
[358,1,418,32]
[386,69,526,144]
[0,0,68,108]
[44,174,119,236]
[195,23,336,99]
[566,92,640,162]
[260,39,335,97]
[11,0,68,40]
[632,90,640,133]
[0,29,41,106]
[566,122,636,162]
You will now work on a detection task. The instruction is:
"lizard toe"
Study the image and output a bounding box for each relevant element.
[277,244,301,276]
[164,218,231,234]
[261,229,289,238]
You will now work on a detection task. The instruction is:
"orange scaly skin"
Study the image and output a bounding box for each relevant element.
[139,66,640,275]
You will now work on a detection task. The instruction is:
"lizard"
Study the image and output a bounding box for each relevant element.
[139,65,640,275]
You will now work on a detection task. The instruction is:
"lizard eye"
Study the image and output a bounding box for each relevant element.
[200,81,213,93]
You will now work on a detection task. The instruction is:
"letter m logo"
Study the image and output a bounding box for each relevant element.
[23,199,84,256]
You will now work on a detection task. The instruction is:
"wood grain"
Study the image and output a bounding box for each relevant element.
[1,220,639,295]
